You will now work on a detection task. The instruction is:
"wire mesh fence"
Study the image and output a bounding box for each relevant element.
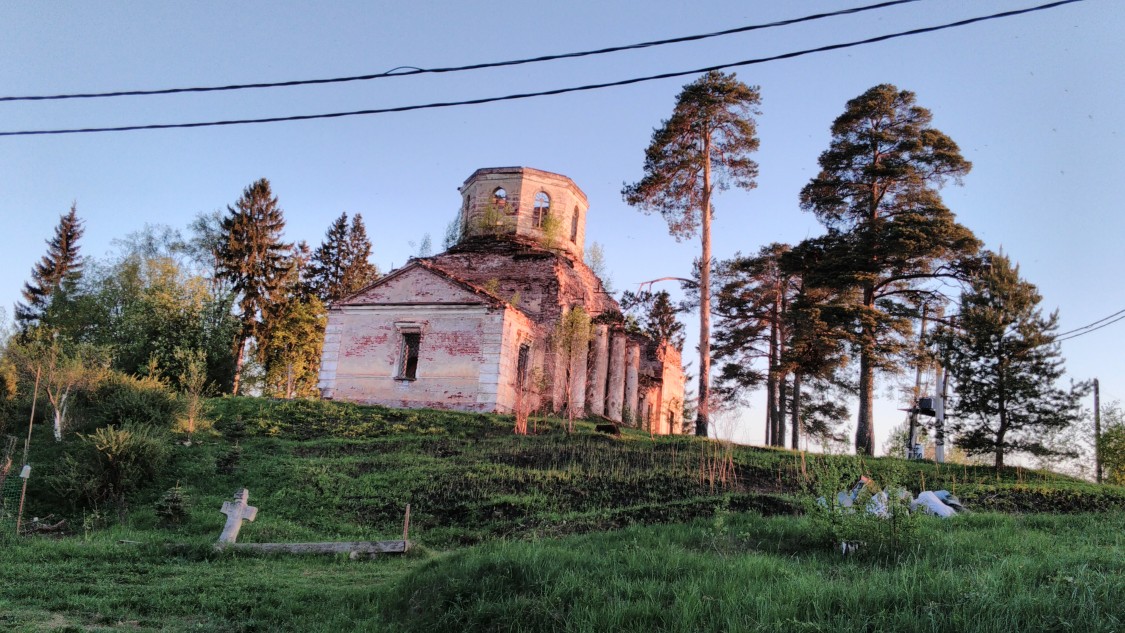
[1,435,24,534]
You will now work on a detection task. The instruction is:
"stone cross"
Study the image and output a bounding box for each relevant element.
[218,488,258,544]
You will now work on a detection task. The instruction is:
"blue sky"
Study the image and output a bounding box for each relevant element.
[1,0,1121,451]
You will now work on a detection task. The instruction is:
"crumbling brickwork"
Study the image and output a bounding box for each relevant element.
[318,167,685,433]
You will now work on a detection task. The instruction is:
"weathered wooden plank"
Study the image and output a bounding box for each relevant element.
[223,540,410,555]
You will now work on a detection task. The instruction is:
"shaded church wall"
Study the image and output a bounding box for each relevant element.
[323,304,507,412]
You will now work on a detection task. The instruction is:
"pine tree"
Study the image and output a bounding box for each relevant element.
[799,84,980,455]
[308,212,379,303]
[16,203,85,329]
[936,251,1085,469]
[713,244,799,446]
[623,71,761,437]
[216,179,291,395]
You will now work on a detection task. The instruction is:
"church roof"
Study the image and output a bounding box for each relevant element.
[332,257,529,318]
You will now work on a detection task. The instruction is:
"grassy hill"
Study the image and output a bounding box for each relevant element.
[2,397,1123,631]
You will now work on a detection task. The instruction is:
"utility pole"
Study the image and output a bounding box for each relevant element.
[908,304,928,458]
[935,360,948,464]
[1094,378,1102,484]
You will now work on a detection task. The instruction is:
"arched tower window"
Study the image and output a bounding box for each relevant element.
[533,192,550,228]
[570,206,580,242]
[492,187,507,206]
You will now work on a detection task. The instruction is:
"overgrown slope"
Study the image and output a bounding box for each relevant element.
[4,397,1125,632]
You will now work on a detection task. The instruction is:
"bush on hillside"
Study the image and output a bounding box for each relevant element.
[49,424,169,519]
[801,456,921,557]
[154,483,191,527]
[81,372,183,432]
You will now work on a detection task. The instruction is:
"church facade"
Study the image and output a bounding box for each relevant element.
[317,167,686,434]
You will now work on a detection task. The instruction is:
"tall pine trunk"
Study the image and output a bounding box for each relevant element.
[857,345,876,455]
[856,284,876,455]
[775,285,787,446]
[696,133,713,437]
[790,373,802,449]
[776,374,788,447]
[765,326,777,445]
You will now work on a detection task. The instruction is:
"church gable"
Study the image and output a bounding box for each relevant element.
[338,263,497,306]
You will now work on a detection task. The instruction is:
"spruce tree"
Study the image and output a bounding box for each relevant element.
[216,179,291,395]
[645,290,685,351]
[937,251,1085,469]
[345,213,379,292]
[623,70,761,437]
[16,203,85,329]
[308,212,379,303]
[799,84,980,455]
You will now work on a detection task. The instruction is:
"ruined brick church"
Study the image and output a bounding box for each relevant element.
[317,167,685,434]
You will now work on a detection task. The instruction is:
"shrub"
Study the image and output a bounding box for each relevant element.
[216,444,242,475]
[50,424,169,518]
[1103,424,1125,486]
[171,347,213,443]
[83,372,183,431]
[154,483,191,526]
[802,456,921,557]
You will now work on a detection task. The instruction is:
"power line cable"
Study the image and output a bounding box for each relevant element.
[0,0,922,102]
[1055,307,1125,337]
[0,0,1086,138]
[1056,313,1125,343]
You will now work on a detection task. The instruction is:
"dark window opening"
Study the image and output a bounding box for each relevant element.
[570,207,579,242]
[399,332,421,380]
[516,343,531,389]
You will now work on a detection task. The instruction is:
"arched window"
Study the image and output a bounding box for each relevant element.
[492,187,507,207]
[570,206,580,242]
[533,192,550,228]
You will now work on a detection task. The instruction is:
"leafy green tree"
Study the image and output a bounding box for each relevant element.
[1102,402,1125,485]
[583,242,614,294]
[260,295,326,399]
[443,211,463,251]
[171,347,213,443]
[623,71,761,437]
[259,244,327,399]
[308,212,379,304]
[799,84,979,455]
[51,241,239,393]
[553,305,593,431]
[217,179,292,394]
[411,233,433,258]
[15,203,85,330]
[9,338,109,441]
[936,251,1085,469]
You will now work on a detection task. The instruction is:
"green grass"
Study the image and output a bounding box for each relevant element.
[3,396,1124,631]
[1,512,1122,632]
[384,511,1125,632]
